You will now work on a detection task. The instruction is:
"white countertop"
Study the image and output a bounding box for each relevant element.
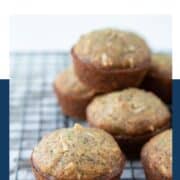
[10,15,171,52]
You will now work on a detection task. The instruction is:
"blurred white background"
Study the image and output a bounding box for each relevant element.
[10,15,171,52]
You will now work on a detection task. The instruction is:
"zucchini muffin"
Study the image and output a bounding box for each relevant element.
[54,66,97,120]
[31,124,126,180]
[87,88,170,157]
[141,129,172,180]
[72,28,151,92]
[141,53,172,103]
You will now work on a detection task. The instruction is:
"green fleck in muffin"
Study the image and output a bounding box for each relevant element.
[31,124,126,180]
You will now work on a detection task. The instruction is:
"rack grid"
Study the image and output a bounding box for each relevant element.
[10,52,146,180]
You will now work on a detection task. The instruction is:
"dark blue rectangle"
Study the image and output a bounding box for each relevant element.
[0,80,9,180]
[173,80,180,180]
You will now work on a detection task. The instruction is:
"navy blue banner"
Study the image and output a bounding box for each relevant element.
[173,80,180,180]
[0,80,9,180]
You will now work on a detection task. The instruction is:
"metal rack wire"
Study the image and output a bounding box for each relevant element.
[10,52,146,180]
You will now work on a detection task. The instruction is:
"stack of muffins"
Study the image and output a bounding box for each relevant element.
[31,28,172,180]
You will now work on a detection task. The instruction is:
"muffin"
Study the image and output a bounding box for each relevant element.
[141,129,172,180]
[141,53,172,103]
[87,88,170,157]
[72,28,151,92]
[54,66,97,120]
[31,124,126,180]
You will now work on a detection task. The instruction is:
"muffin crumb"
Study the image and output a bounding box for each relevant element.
[74,123,84,131]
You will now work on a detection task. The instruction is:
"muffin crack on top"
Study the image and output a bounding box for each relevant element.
[31,124,125,180]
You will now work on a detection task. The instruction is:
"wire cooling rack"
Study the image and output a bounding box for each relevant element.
[10,52,146,180]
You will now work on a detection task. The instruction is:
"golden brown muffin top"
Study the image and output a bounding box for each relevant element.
[55,66,96,98]
[74,28,150,69]
[87,88,170,136]
[142,129,172,179]
[32,124,124,180]
[149,53,172,78]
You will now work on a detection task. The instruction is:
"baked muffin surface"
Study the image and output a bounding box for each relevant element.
[55,66,95,98]
[87,88,170,136]
[150,53,172,78]
[74,28,150,69]
[32,124,125,179]
[141,129,172,179]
